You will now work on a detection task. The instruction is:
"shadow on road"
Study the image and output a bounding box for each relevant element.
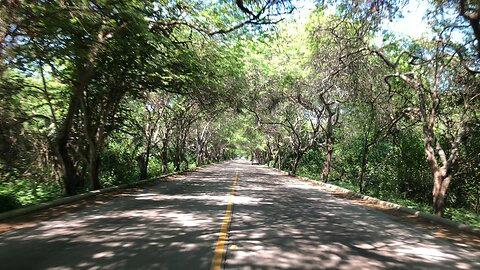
[0,161,478,270]
[0,163,237,270]
[226,163,480,270]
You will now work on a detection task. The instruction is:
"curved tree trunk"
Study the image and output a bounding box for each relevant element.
[57,86,84,196]
[56,28,105,195]
[290,152,302,175]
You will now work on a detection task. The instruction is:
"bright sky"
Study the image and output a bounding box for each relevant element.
[292,0,431,42]
[381,1,430,39]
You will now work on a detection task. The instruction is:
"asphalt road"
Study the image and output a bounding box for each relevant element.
[0,160,479,269]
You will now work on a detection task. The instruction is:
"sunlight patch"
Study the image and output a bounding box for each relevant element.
[285,183,315,189]
[162,211,210,227]
[92,251,115,259]
[232,196,264,205]
[395,246,459,260]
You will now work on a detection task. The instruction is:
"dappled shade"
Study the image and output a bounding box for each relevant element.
[0,165,237,269]
[1,161,478,269]
[226,163,480,269]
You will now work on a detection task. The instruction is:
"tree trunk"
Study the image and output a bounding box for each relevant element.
[57,89,83,196]
[359,142,369,193]
[138,143,151,180]
[424,142,453,217]
[161,141,168,174]
[183,155,189,171]
[432,171,445,216]
[180,129,188,171]
[195,137,205,166]
[219,148,225,161]
[59,150,81,196]
[265,142,272,165]
[476,177,480,212]
[431,166,452,216]
[320,145,333,183]
[137,154,146,180]
[173,142,179,172]
[195,154,201,166]
[56,29,105,195]
[85,140,102,191]
[140,127,154,180]
[320,108,337,183]
[174,150,181,172]
[204,143,210,163]
[195,143,203,166]
[290,152,302,175]
[88,152,101,191]
[144,143,151,179]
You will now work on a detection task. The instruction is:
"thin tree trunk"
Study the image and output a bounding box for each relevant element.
[290,152,302,175]
[88,148,101,191]
[359,142,369,193]
[183,155,189,171]
[140,126,154,180]
[278,154,281,170]
[161,140,168,174]
[145,142,151,178]
[273,153,278,169]
[266,146,272,165]
[195,140,204,166]
[139,143,151,180]
[174,148,181,172]
[39,63,58,125]
[476,176,480,212]
[195,151,202,166]
[320,146,333,183]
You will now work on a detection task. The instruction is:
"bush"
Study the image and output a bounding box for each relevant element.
[100,146,139,187]
[0,193,21,212]
[297,148,323,180]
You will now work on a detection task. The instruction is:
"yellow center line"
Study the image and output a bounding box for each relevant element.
[210,169,238,270]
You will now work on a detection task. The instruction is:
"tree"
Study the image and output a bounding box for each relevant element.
[312,1,479,215]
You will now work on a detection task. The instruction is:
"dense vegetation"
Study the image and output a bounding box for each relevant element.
[1,1,479,227]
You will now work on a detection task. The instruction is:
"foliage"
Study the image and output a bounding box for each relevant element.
[100,141,139,187]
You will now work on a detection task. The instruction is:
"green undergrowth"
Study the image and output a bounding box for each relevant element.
[0,162,198,213]
[0,179,62,212]
[443,208,480,228]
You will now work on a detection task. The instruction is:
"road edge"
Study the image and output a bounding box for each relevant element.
[264,165,480,237]
[0,163,213,221]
